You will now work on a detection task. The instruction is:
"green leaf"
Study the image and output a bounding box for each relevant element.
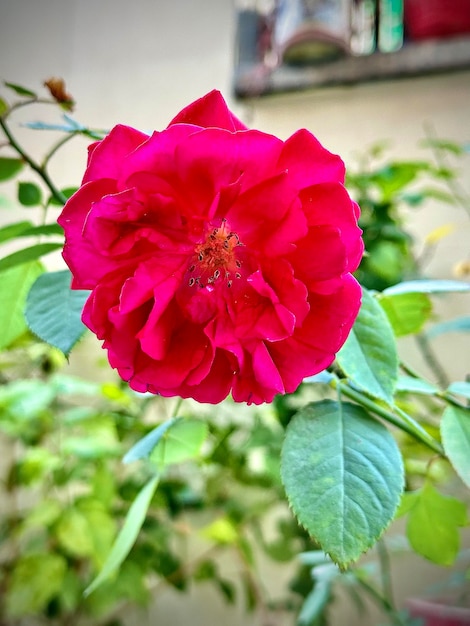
[0,220,34,244]
[25,269,88,354]
[4,81,37,97]
[49,186,79,206]
[123,417,180,463]
[447,381,470,400]
[378,292,432,336]
[115,561,151,605]
[24,120,79,132]
[61,416,120,460]
[406,483,467,565]
[441,405,470,488]
[22,223,64,237]
[383,279,470,296]
[0,243,62,271]
[201,517,239,545]
[91,466,117,509]
[57,570,81,613]
[372,161,429,200]
[150,418,209,468]
[18,181,43,206]
[367,241,406,283]
[0,261,43,349]
[84,474,159,596]
[298,551,332,567]
[336,288,398,404]
[0,221,60,243]
[0,96,8,116]
[0,379,55,421]
[77,499,117,568]
[0,157,24,181]
[16,447,60,485]
[51,373,100,396]
[5,553,67,617]
[55,508,95,557]
[420,138,464,155]
[426,316,470,338]
[22,500,62,530]
[298,565,336,626]
[395,376,438,395]
[281,400,404,567]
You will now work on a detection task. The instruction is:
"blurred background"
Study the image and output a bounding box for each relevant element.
[0,1,469,625]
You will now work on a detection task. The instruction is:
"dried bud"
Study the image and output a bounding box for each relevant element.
[44,77,75,111]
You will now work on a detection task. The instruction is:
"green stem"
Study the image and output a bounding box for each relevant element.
[0,115,67,205]
[377,539,396,614]
[8,97,55,114]
[172,397,184,417]
[415,333,449,389]
[333,379,444,456]
[41,131,78,168]
[399,360,425,380]
[355,578,408,626]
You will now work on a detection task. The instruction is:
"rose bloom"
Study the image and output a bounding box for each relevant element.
[58,91,363,405]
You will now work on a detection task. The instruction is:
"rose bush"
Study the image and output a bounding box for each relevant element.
[58,90,363,404]
[2,80,470,624]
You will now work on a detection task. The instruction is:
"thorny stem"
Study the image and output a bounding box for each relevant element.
[333,378,444,456]
[0,114,67,205]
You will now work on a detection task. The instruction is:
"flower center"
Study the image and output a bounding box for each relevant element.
[188,219,244,289]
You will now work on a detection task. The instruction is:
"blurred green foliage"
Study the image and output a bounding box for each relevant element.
[0,342,322,625]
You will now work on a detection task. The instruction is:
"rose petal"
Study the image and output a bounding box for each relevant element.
[58,179,124,289]
[277,128,346,187]
[168,90,247,131]
[84,124,149,184]
[227,173,307,256]
[299,182,364,272]
[174,128,284,214]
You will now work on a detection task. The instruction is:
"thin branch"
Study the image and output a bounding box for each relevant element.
[41,131,79,168]
[0,115,67,205]
[355,578,408,626]
[414,333,449,389]
[377,540,396,614]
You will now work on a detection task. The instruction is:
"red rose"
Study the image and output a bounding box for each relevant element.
[58,91,363,404]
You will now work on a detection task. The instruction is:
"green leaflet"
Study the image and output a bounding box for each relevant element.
[25,269,88,355]
[336,288,398,404]
[281,400,404,567]
[404,482,468,565]
[84,474,160,596]
[0,261,43,349]
[441,405,470,488]
[378,292,432,336]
